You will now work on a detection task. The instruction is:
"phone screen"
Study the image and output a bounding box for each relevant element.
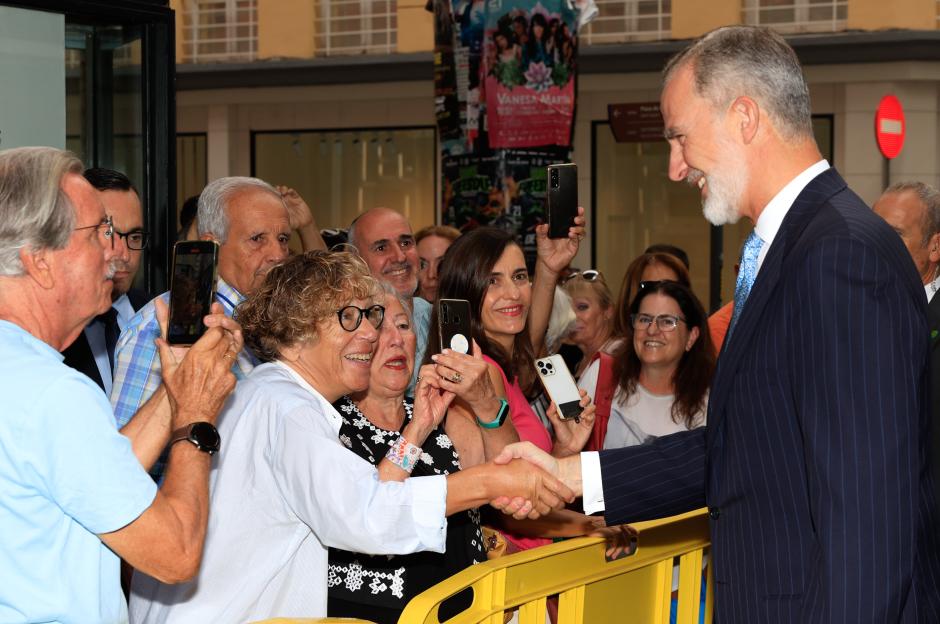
[168,240,219,345]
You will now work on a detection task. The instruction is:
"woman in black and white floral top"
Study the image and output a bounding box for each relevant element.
[327,286,486,624]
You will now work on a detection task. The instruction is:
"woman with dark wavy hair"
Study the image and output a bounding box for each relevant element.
[424,225,601,556]
[579,280,715,449]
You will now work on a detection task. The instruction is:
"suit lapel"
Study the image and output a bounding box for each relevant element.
[707,168,847,447]
[127,287,151,312]
[61,331,105,390]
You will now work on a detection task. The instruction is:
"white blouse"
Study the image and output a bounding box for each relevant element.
[129,362,448,624]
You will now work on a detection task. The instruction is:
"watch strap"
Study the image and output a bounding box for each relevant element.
[477,398,509,429]
[170,421,220,455]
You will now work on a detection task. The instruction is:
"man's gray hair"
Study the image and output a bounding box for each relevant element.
[885,181,940,246]
[663,25,813,140]
[197,176,282,243]
[0,147,83,276]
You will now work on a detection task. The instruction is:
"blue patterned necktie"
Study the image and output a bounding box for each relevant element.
[728,230,764,337]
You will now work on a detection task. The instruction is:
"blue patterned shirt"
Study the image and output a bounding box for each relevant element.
[110,277,256,480]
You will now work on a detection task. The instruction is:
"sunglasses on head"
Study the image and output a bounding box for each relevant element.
[562,269,602,285]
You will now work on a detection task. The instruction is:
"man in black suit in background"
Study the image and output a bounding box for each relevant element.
[874,181,940,519]
[496,26,940,622]
[62,168,149,395]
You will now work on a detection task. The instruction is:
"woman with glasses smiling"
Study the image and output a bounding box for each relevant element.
[128,250,574,623]
[578,280,715,450]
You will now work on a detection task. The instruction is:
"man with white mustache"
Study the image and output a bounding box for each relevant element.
[348,207,431,394]
[62,168,150,395]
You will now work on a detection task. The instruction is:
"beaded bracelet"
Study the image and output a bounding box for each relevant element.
[385,435,422,474]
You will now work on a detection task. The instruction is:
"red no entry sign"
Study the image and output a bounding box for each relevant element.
[875,95,905,159]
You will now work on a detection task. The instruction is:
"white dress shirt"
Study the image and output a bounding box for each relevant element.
[82,293,135,396]
[128,361,448,623]
[925,272,940,302]
[581,159,831,515]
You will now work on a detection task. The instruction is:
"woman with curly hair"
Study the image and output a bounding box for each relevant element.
[128,251,573,623]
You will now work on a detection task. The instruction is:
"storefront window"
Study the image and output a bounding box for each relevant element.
[252,127,437,238]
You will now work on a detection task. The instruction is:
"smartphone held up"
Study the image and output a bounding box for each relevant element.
[546,163,578,239]
[438,298,472,354]
[535,354,583,421]
[168,240,219,345]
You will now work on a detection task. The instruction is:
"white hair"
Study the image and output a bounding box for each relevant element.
[197,176,282,243]
[0,147,82,276]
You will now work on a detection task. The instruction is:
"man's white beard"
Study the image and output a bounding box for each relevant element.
[688,149,748,226]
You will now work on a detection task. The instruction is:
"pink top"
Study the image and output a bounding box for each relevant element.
[483,354,552,452]
[483,354,552,552]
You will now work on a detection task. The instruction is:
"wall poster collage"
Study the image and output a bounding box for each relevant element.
[432,0,595,265]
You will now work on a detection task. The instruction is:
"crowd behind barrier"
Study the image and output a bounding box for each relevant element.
[3,23,940,624]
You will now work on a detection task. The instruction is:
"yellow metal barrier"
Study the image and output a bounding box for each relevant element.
[252,620,373,624]
[253,508,712,624]
[398,508,712,624]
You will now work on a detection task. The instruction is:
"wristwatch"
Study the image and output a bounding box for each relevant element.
[170,422,221,455]
[476,398,510,429]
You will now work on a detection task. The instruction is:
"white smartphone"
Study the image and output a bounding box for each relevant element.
[535,354,583,421]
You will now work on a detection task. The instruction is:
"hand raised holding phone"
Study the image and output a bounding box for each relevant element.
[167,240,219,345]
[154,298,242,426]
[535,355,596,457]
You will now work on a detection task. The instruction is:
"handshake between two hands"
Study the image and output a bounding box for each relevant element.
[482,442,636,560]
[485,441,580,520]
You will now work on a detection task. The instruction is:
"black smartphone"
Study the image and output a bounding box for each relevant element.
[546,163,578,239]
[438,298,472,354]
[168,240,219,345]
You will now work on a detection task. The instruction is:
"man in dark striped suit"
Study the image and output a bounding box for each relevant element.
[497,25,940,622]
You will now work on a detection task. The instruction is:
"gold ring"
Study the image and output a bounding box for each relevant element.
[451,372,463,383]
[222,352,235,360]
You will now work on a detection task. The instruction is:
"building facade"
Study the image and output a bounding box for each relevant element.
[170,0,940,307]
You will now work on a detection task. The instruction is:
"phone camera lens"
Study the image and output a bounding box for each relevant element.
[546,362,554,370]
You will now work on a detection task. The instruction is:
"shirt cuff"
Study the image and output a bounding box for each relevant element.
[405,473,448,553]
[580,451,605,515]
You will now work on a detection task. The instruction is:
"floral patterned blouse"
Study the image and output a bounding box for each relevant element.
[326,396,485,624]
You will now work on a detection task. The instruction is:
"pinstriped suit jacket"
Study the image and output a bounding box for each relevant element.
[598,169,940,622]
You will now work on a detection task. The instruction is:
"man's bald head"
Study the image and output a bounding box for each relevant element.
[348,208,418,299]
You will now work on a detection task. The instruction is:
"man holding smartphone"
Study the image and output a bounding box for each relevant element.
[0,146,239,622]
[111,176,293,481]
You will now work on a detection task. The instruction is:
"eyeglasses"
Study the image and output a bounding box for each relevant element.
[631,313,686,332]
[115,229,149,250]
[337,304,385,332]
[74,215,114,249]
[562,269,602,284]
